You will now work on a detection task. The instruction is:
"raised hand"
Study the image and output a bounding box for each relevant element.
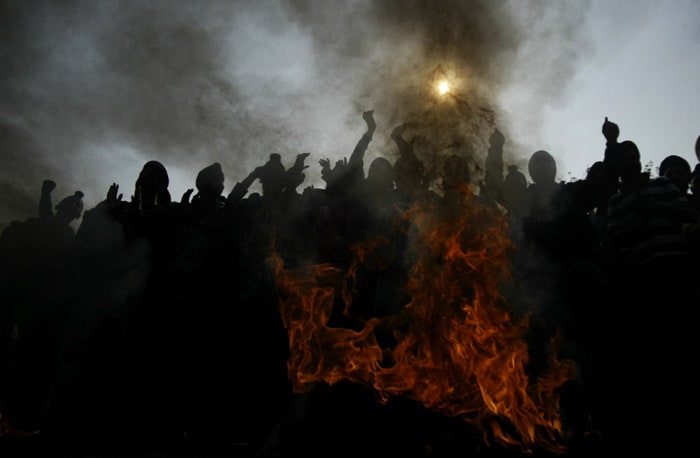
[107,182,123,212]
[391,122,408,140]
[362,110,376,133]
[42,179,57,195]
[293,152,311,171]
[181,188,193,204]
[602,116,619,144]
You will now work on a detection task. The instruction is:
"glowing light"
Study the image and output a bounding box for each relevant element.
[438,80,449,95]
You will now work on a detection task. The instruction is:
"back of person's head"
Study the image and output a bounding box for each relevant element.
[528,150,556,185]
[586,161,605,180]
[138,160,169,189]
[504,165,527,191]
[196,162,225,198]
[260,153,286,198]
[55,191,84,222]
[615,141,642,182]
[394,152,426,195]
[619,141,641,160]
[659,154,691,193]
[503,165,527,211]
[443,154,471,192]
[489,128,505,149]
[136,160,171,206]
[366,157,394,192]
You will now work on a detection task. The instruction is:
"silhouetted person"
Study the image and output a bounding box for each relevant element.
[319,110,376,199]
[0,180,84,433]
[441,153,472,214]
[258,153,287,203]
[522,150,559,237]
[391,122,430,207]
[483,127,506,204]
[512,126,622,443]
[600,132,700,454]
[502,165,528,237]
[605,141,698,280]
[659,154,691,195]
[44,160,178,448]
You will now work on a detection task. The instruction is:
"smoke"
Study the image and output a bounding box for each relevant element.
[0,0,594,230]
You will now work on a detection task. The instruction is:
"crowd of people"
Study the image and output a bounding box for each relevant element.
[1,111,699,456]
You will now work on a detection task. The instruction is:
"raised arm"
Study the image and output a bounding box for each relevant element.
[391,122,411,156]
[484,127,505,203]
[348,110,376,169]
[39,179,57,221]
[227,166,263,203]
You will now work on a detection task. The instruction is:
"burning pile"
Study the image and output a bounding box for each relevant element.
[271,186,577,454]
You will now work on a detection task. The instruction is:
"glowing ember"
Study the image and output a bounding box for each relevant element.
[271,187,576,454]
[438,80,450,94]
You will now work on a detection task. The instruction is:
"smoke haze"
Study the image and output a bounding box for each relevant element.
[0,0,595,230]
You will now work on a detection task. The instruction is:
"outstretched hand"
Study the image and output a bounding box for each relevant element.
[602,116,619,144]
[391,122,407,140]
[249,166,264,180]
[107,183,123,212]
[42,179,57,195]
[294,152,311,171]
[362,110,376,132]
[181,188,193,204]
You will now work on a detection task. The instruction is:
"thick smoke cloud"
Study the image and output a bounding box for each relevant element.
[0,0,593,230]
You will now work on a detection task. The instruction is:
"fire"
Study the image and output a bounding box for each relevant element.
[270,187,575,453]
[438,80,450,95]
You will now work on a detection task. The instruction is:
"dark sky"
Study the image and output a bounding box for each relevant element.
[0,0,594,231]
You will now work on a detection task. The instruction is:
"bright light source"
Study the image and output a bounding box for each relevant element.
[438,81,449,95]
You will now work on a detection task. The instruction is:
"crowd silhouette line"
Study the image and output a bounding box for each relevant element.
[1,112,699,457]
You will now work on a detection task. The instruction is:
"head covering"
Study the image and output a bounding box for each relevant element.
[135,160,171,206]
[55,191,84,219]
[196,162,225,191]
[138,160,169,189]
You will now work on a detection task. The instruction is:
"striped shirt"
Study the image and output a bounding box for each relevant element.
[606,176,697,270]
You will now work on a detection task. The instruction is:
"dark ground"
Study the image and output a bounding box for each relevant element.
[1,381,609,458]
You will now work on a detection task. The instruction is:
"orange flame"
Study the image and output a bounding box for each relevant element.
[271,189,576,453]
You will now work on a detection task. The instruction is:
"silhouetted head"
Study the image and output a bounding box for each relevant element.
[366,157,394,193]
[586,161,605,180]
[489,128,505,149]
[659,154,691,194]
[138,160,169,189]
[136,160,171,206]
[260,153,286,199]
[196,162,225,199]
[504,165,527,192]
[616,141,642,183]
[528,150,556,185]
[55,191,84,223]
[394,152,426,197]
[443,154,470,193]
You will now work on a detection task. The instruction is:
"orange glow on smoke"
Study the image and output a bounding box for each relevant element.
[270,188,576,453]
